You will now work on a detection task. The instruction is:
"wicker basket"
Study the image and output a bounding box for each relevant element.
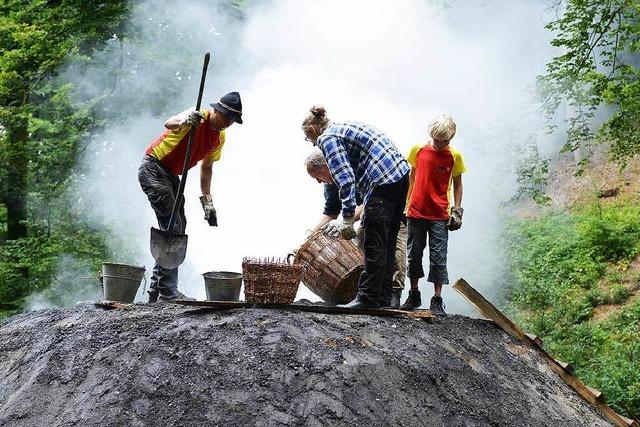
[242,257,303,304]
[292,230,364,304]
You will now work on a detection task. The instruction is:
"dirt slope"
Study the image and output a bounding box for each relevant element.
[0,304,614,427]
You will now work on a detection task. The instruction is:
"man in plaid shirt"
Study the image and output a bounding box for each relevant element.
[302,106,409,309]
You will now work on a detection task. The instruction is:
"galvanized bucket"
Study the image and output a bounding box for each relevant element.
[102,262,145,303]
[203,271,242,301]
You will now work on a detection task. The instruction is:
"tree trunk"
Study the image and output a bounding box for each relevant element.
[5,115,28,240]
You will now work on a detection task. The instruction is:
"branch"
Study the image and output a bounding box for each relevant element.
[575,4,622,75]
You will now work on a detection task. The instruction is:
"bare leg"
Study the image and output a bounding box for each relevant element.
[434,282,443,296]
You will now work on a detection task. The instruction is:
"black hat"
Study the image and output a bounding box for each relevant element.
[210,91,243,124]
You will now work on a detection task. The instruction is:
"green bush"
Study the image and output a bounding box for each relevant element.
[0,224,110,317]
[504,199,640,418]
[575,203,640,263]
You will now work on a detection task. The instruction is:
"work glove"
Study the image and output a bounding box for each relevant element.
[339,216,356,240]
[183,109,204,127]
[199,195,218,227]
[321,219,341,238]
[447,206,464,231]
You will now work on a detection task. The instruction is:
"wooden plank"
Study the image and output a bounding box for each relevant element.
[453,278,637,427]
[452,279,537,346]
[174,299,434,321]
[95,301,131,310]
[175,300,249,309]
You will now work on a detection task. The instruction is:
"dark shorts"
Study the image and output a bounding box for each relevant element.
[406,217,449,285]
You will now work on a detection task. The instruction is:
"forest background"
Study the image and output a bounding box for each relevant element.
[0,0,639,420]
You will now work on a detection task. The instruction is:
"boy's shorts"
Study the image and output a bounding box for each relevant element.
[406,217,449,285]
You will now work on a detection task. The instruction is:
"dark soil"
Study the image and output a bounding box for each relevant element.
[0,304,614,427]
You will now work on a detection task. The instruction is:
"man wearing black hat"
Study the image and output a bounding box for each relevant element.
[138,91,243,303]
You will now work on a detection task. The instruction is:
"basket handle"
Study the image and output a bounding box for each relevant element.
[286,252,296,264]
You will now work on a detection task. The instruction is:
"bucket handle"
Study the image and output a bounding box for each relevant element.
[95,268,147,296]
[77,275,102,291]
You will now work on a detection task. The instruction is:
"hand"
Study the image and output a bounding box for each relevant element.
[448,206,464,231]
[183,109,204,127]
[200,195,217,227]
[321,219,341,238]
[339,216,356,240]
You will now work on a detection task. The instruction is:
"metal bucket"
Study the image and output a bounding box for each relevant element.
[102,262,145,303]
[203,271,242,301]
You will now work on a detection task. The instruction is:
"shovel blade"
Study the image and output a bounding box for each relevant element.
[150,227,188,269]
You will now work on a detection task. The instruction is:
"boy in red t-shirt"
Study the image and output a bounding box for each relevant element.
[400,114,466,315]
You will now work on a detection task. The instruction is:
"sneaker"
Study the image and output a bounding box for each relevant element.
[430,295,447,317]
[158,290,195,303]
[400,290,421,311]
[148,289,159,304]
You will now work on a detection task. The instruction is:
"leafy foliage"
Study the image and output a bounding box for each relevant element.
[512,145,552,205]
[0,224,109,317]
[504,198,640,418]
[538,0,640,163]
[0,0,129,315]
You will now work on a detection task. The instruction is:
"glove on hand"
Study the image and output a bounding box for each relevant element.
[183,109,204,127]
[447,206,464,231]
[199,195,218,227]
[339,216,356,240]
[321,219,341,238]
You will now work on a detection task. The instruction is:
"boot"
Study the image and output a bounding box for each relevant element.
[400,289,421,311]
[379,292,392,308]
[148,288,159,304]
[389,289,402,309]
[159,290,195,303]
[337,295,379,309]
[430,295,447,317]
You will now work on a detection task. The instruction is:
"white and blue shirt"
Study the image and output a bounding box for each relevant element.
[317,122,410,218]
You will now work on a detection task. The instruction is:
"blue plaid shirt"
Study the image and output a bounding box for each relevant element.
[317,122,410,218]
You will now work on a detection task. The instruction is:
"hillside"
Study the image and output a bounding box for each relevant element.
[506,149,640,419]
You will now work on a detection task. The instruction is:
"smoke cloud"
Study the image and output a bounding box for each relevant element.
[56,0,555,314]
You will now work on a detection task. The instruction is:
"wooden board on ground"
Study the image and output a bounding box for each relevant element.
[453,278,638,427]
[174,299,434,321]
[95,301,131,310]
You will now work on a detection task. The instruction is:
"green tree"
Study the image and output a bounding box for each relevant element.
[0,0,129,315]
[538,0,640,163]
[0,0,128,240]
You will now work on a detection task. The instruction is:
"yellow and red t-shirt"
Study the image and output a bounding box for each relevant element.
[406,143,466,220]
[145,110,225,175]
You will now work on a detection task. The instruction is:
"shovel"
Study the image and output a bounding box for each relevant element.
[150,52,210,269]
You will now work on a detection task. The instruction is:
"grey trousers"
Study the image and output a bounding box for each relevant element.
[406,217,449,285]
[356,220,406,291]
[137,156,186,295]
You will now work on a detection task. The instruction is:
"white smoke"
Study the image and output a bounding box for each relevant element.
[64,0,554,313]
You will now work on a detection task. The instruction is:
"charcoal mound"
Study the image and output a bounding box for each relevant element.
[0,304,613,426]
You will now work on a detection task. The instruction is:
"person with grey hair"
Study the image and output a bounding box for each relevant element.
[305,149,408,308]
[302,106,409,309]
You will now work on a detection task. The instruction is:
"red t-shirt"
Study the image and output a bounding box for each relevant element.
[406,143,466,220]
[145,110,225,175]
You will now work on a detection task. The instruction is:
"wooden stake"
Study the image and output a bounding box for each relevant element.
[525,333,543,347]
[557,360,574,374]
